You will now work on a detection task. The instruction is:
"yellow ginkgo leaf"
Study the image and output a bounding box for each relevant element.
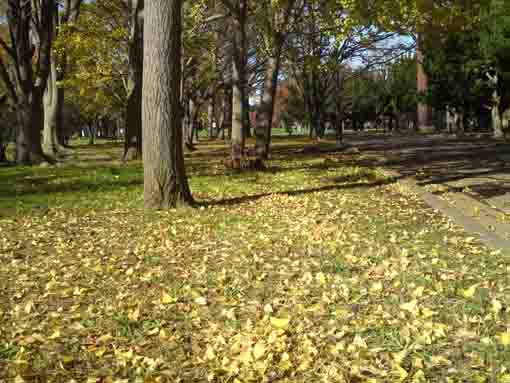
[412,286,425,297]
[253,341,266,360]
[499,331,510,346]
[48,330,61,340]
[270,317,290,330]
[205,346,215,360]
[370,281,383,292]
[393,363,408,382]
[462,284,477,299]
[400,299,418,314]
[161,293,177,304]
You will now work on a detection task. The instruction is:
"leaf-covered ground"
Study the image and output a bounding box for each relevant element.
[1,138,510,382]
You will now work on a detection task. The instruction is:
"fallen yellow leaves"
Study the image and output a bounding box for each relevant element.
[270,317,290,330]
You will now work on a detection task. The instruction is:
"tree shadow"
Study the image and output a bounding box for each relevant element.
[199,177,395,208]
[339,134,510,201]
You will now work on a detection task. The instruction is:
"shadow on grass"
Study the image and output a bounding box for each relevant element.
[200,178,396,208]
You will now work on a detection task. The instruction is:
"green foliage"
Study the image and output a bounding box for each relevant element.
[55,0,129,121]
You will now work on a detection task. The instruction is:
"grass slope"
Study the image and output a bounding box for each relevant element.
[1,138,509,382]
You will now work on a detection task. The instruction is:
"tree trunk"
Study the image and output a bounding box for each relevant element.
[87,123,95,145]
[231,60,244,168]
[255,56,281,161]
[9,0,55,164]
[0,143,6,162]
[53,0,83,149]
[492,90,504,138]
[188,99,196,145]
[142,0,192,208]
[123,0,144,161]
[43,57,61,156]
[416,38,433,133]
[222,86,232,140]
[16,93,46,164]
[243,95,251,138]
[230,1,247,168]
[207,101,215,138]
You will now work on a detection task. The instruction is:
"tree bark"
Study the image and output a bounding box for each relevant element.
[0,144,6,163]
[123,0,144,161]
[416,37,433,133]
[43,57,61,156]
[243,95,251,138]
[231,59,244,167]
[230,1,247,168]
[492,91,504,139]
[222,85,232,140]
[52,0,83,149]
[17,90,46,163]
[142,0,193,208]
[255,56,281,160]
[7,0,55,164]
[207,101,215,138]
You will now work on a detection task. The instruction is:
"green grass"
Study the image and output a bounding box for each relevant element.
[0,138,509,382]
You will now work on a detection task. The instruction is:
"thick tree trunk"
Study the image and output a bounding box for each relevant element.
[255,56,281,160]
[123,0,144,161]
[16,93,46,164]
[230,1,247,168]
[43,57,61,156]
[9,0,55,164]
[142,0,192,208]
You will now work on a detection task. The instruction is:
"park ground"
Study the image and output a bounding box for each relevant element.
[1,134,510,382]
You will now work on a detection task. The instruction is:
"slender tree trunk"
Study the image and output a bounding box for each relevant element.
[54,0,83,149]
[416,37,433,133]
[231,60,244,168]
[492,91,504,138]
[87,123,95,145]
[188,99,196,145]
[255,55,281,161]
[243,95,251,138]
[123,0,144,161]
[0,143,6,162]
[43,57,60,156]
[207,101,215,138]
[142,0,192,208]
[222,86,232,140]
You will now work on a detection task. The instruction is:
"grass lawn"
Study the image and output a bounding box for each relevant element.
[1,138,510,382]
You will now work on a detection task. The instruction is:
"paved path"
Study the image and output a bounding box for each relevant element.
[342,133,510,250]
